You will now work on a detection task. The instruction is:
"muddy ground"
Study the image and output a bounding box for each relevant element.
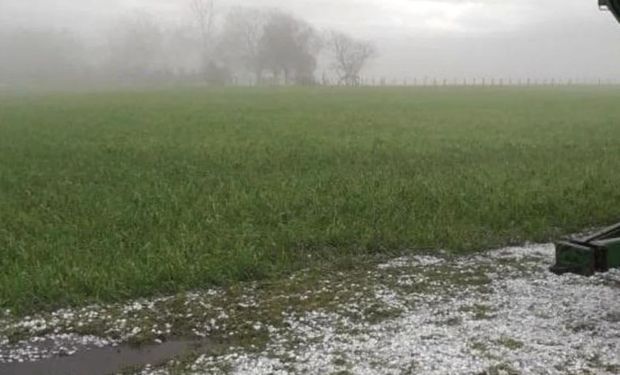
[1,244,619,375]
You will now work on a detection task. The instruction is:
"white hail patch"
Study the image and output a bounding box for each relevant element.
[2,244,619,375]
[183,244,620,375]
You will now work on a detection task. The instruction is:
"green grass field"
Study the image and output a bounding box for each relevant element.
[1,86,620,313]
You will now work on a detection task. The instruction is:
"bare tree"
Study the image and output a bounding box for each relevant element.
[106,12,165,81]
[162,26,201,75]
[326,31,376,86]
[189,0,216,69]
[218,7,268,83]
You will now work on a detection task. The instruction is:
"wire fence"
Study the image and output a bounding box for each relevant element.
[223,75,620,87]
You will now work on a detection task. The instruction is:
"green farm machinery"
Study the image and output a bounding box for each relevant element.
[549,1,620,276]
[600,0,620,22]
[551,224,620,276]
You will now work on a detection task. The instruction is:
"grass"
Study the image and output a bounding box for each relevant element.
[1,86,620,313]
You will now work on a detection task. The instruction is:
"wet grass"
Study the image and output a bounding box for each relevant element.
[1,86,620,313]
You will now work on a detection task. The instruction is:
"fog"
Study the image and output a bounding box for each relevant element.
[1,0,619,88]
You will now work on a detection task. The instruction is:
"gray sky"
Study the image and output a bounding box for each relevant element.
[2,0,620,81]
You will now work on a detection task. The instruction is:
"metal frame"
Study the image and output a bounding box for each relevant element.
[550,223,620,276]
[600,0,620,22]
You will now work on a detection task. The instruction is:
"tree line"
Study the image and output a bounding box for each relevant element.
[0,1,376,87]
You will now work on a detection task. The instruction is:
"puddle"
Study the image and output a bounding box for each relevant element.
[0,339,209,375]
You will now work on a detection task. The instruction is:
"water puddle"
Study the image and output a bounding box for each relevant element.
[0,339,209,375]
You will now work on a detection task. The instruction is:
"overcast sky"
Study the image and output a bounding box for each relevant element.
[2,0,620,81]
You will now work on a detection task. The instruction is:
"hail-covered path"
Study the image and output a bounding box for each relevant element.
[2,244,619,375]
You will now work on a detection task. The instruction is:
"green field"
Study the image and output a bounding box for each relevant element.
[1,87,620,313]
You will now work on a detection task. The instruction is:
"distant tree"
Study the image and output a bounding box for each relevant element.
[218,7,268,84]
[326,31,376,86]
[189,0,217,76]
[204,61,232,85]
[106,12,166,80]
[189,0,216,51]
[258,12,321,85]
[161,26,203,79]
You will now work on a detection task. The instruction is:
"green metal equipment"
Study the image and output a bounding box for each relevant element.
[549,2,620,276]
[600,0,620,22]
[551,224,620,276]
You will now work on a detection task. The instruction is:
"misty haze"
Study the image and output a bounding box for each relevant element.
[1,0,620,87]
[1,1,620,375]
